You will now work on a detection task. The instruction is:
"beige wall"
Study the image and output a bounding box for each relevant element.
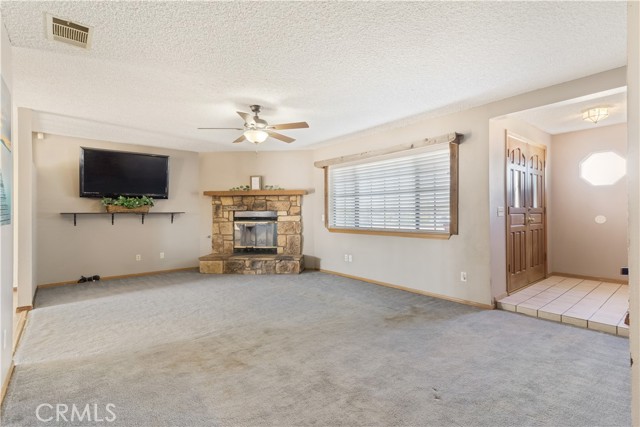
[312,109,494,306]
[311,68,626,307]
[198,150,316,265]
[34,134,201,284]
[626,2,639,424]
[15,108,34,306]
[549,124,627,280]
[0,12,13,392]
[489,117,552,300]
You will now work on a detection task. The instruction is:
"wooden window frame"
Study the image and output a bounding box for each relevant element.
[316,133,461,239]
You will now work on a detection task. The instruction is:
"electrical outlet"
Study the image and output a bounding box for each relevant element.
[160,252,165,259]
[348,254,353,263]
[136,254,142,261]
[460,272,467,282]
[344,254,349,262]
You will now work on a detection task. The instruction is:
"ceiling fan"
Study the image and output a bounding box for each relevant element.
[198,105,309,144]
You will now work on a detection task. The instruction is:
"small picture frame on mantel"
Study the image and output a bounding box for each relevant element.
[250,176,263,190]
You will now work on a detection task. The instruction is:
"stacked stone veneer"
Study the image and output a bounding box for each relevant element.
[199,191,305,274]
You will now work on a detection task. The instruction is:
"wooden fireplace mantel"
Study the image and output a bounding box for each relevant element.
[203,190,308,197]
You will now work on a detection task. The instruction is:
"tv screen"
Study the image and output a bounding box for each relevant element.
[80,147,169,199]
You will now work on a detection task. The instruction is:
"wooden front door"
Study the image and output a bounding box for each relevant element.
[506,133,546,293]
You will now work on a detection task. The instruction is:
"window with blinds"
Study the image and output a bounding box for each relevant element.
[328,143,457,237]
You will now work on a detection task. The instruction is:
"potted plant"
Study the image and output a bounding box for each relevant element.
[101,196,154,214]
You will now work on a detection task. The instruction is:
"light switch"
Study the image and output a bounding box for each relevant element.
[497,207,505,217]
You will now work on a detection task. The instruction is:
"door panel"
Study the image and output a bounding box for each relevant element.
[506,134,546,293]
[526,143,546,283]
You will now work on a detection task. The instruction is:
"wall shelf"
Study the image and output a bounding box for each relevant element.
[60,212,185,226]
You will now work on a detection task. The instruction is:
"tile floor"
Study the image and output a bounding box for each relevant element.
[497,276,629,337]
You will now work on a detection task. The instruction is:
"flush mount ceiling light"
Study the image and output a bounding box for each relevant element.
[582,107,609,124]
[243,129,269,144]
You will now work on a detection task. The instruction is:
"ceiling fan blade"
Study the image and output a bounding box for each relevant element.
[268,121,309,130]
[232,135,246,144]
[267,131,295,143]
[237,111,254,124]
[198,127,244,130]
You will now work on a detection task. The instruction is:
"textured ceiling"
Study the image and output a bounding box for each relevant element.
[0,1,628,152]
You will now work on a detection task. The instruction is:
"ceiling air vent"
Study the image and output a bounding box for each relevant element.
[45,13,93,49]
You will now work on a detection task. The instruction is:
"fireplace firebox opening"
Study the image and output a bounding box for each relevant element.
[234,211,278,254]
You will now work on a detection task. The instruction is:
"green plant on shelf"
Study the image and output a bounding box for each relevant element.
[101,195,155,208]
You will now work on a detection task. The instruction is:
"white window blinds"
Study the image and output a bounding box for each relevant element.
[329,144,452,234]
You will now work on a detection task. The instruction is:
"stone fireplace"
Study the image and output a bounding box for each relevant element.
[199,190,306,274]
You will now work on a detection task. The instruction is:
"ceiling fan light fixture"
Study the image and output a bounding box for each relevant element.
[198,105,308,144]
[582,107,609,124]
[244,129,269,144]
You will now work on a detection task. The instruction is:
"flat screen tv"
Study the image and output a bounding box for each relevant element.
[80,147,169,199]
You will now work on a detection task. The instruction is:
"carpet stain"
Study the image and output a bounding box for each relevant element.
[224,357,249,369]
[156,336,259,373]
[384,305,440,325]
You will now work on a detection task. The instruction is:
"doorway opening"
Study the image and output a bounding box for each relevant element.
[491,87,628,297]
[490,87,629,334]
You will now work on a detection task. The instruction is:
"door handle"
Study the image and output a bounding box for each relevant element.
[527,216,535,223]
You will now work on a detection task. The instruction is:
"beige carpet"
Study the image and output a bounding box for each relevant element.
[1,271,631,426]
